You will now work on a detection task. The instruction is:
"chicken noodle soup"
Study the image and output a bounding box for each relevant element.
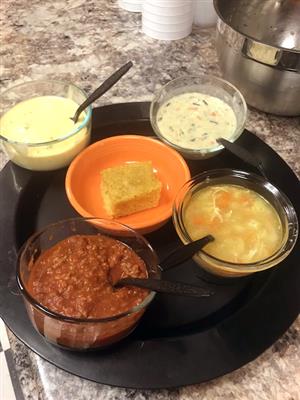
[184,184,283,263]
[156,92,237,150]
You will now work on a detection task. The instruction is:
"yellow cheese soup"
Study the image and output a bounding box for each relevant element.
[0,96,90,170]
[156,92,237,150]
[184,184,283,263]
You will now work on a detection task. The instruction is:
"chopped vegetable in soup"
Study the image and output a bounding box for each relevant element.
[184,184,283,263]
[156,92,237,150]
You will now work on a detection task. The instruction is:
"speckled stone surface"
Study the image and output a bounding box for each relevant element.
[0,1,299,399]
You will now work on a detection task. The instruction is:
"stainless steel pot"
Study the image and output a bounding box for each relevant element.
[214,0,300,116]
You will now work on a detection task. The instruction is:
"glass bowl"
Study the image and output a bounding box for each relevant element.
[173,169,298,277]
[150,75,247,160]
[0,80,92,171]
[17,218,160,350]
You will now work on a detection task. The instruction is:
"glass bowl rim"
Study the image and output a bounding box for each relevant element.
[150,74,248,155]
[16,217,158,324]
[0,79,92,147]
[173,168,299,271]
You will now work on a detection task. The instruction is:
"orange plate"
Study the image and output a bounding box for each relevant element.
[65,135,191,234]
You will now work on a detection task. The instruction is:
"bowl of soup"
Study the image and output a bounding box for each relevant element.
[173,169,298,277]
[150,75,247,160]
[17,217,160,350]
[0,80,92,171]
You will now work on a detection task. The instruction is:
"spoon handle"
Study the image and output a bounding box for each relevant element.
[72,61,133,123]
[161,235,214,271]
[115,278,213,298]
[217,138,267,179]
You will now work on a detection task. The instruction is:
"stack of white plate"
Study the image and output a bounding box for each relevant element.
[193,0,217,27]
[118,0,143,12]
[142,0,193,40]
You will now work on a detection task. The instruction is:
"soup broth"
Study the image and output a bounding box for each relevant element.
[184,184,283,263]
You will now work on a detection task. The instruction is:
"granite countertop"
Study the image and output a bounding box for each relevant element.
[0,0,299,399]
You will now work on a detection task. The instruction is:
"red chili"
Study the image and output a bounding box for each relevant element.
[27,234,148,319]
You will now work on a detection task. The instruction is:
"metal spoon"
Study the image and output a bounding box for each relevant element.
[111,235,215,298]
[71,61,133,123]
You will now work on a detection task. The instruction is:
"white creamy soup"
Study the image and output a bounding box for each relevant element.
[156,92,237,150]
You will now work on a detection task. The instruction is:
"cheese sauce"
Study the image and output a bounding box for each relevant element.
[157,92,237,149]
[0,96,85,143]
[0,96,90,170]
[184,184,283,263]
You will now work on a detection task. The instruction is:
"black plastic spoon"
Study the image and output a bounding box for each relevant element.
[217,137,268,179]
[114,277,214,298]
[111,235,214,298]
[71,61,133,123]
[160,234,214,271]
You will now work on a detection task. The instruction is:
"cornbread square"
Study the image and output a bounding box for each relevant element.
[101,161,162,217]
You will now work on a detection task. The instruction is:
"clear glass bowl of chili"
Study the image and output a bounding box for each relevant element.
[17,217,160,350]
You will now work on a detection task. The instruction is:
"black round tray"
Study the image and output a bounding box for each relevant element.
[0,102,299,389]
